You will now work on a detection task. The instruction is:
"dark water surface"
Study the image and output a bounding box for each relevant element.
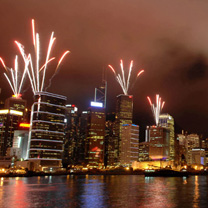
[0,175,207,208]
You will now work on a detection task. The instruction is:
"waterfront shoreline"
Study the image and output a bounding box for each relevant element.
[0,170,208,178]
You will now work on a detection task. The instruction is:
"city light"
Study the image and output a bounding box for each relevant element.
[90,101,103,108]
[19,123,30,128]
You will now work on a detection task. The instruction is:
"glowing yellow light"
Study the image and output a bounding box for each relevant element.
[0,109,9,114]
[19,123,30,128]
[12,94,22,98]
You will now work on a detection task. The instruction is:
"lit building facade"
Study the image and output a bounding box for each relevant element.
[176,133,188,165]
[120,124,139,166]
[190,148,206,165]
[28,91,66,169]
[105,120,116,167]
[187,134,200,165]
[63,104,79,166]
[115,94,133,164]
[77,111,89,165]
[4,96,27,119]
[0,109,23,156]
[147,126,170,160]
[85,102,105,168]
[159,114,175,161]
[139,142,150,161]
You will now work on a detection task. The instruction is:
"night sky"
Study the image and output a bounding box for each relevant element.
[1,0,208,139]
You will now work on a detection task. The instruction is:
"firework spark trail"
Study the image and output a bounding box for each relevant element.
[108,59,144,95]
[147,94,165,126]
[14,19,70,94]
[0,56,29,97]
[0,58,8,72]
[40,32,56,92]
[45,50,70,91]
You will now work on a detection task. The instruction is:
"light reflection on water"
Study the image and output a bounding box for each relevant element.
[0,175,207,208]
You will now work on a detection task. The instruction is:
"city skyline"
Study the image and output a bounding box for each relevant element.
[1,1,208,138]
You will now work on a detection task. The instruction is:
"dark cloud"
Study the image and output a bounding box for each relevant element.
[187,56,208,81]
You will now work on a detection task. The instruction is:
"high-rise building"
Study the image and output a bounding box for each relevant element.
[28,91,66,170]
[120,124,139,166]
[139,142,150,161]
[0,96,27,156]
[190,148,206,165]
[176,132,188,165]
[186,134,200,165]
[63,104,79,167]
[159,114,175,161]
[115,94,133,164]
[4,96,27,119]
[147,126,170,160]
[10,123,30,160]
[0,109,23,156]
[94,80,107,108]
[85,102,105,168]
[105,120,116,167]
[76,111,89,165]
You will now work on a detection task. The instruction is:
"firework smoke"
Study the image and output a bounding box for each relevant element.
[147,94,165,126]
[108,59,144,95]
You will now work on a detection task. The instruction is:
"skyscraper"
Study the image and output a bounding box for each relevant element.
[120,124,139,166]
[105,120,116,167]
[28,91,66,170]
[147,126,170,160]
[115,94,133,164]
[10,122,30,160]
[85,102,105,168]
[186,134,200,165]
[159,114,175,161]
[4,96,27,119]
[0,109,23,156]
[63,104,79,167]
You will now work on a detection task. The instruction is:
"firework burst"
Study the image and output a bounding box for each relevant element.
[15,19,70,94]
[147,94,165,126]
[108,59,144,95]
[0,56,29,97]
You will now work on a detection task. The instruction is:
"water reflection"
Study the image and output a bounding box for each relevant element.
[80,175,107,208]
[193,175,199,208]
[0,175,206,208]
[183,176,187,185]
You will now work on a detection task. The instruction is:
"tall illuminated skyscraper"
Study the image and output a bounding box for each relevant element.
[63,104,79,166]
[28,92,66,170]
[115,94,133,164]
[0,109,23,156]
[159,114,175,161]
[85,101,105,168]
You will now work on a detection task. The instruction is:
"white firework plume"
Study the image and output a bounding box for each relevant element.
[147,94,165,126]
[0,56,29,97]
[108,59,144,95]
[15,19,70,94]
